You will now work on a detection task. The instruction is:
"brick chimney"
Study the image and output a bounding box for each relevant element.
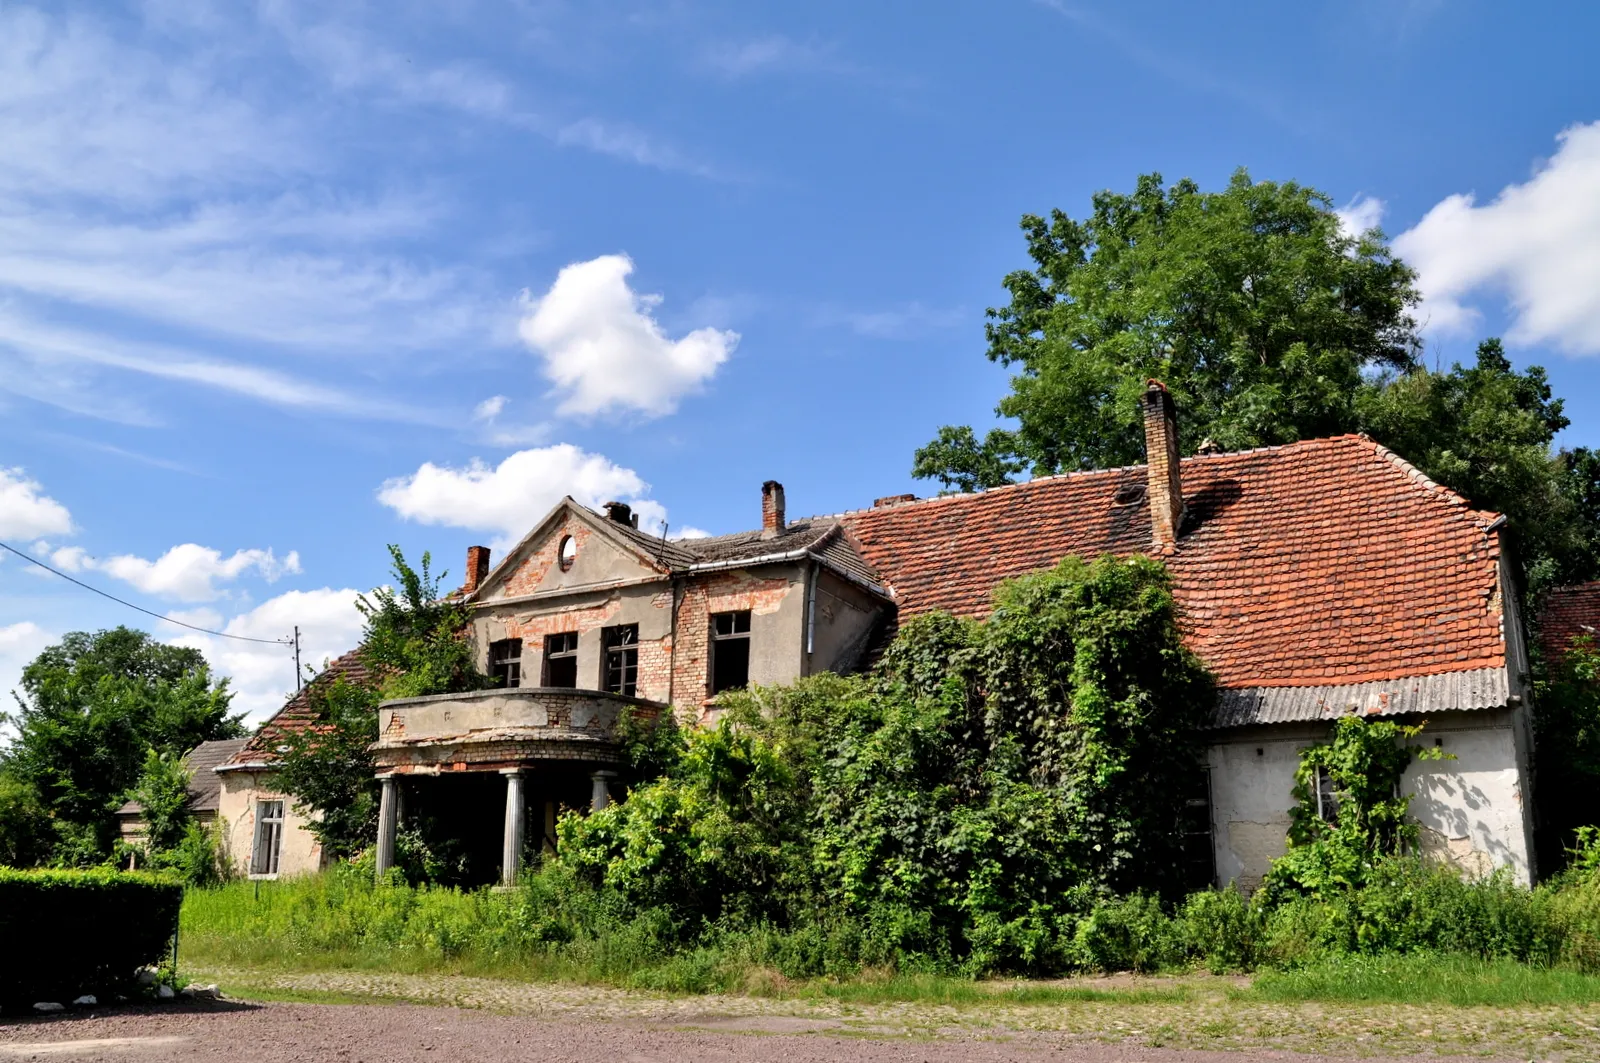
[761,480,786,539]
[602,501,633,526]
[463,545,492,594]
[1141,380,1184,552]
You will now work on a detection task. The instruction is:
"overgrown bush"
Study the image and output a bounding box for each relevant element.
[0,868,182,1004]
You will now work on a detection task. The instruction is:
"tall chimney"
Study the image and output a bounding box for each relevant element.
[761,480,786,539]
[463,545,492,594]
[602,501,633,526]
[1141,380,1184,552]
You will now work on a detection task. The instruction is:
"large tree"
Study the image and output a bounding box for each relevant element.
[914,170,1421,488]
[916,171,1600,599]
[0,627,242,863]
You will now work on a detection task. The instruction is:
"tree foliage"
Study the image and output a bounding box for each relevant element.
[914,173,1600,599]
[914,170,1420,488]
[557,554,1214,973]
[274,546,488,860]
[0,627,241,864]
[1534,636,1600,868]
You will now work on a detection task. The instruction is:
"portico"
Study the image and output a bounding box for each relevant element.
[370,686,661,885]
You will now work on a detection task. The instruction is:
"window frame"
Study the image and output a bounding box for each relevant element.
[489,637,523,688]
[602,624,639,697]
[709,610,753,696]
[542,631,579,688]
[250,799,285,879]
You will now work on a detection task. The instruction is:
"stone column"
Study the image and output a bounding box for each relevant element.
[375,774,399,882]
[501,769,527,887]
[589,770,617,812]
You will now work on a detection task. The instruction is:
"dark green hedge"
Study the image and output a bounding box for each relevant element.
[0,868,182,1004]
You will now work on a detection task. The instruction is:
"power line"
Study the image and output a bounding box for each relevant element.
[0,539,293,646]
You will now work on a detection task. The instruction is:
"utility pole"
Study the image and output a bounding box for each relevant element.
[293,625,302,692]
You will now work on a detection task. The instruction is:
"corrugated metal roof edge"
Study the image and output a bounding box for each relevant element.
[1209,667,1511,729]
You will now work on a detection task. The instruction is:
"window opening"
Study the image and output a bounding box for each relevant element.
[251,799,285,877]
[557,535,577,571]
[710,610,752,695]
[1180,767,1216,890]
[602,624,638,696]
[543,632,579,688]
[490,638,523,688]
[1314,765,1340,825]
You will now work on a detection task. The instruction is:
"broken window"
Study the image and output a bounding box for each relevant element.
[1314,765,1340,825]
[710,610,752,695]
[543,632,578,688]
[489,638,523,688]
[251,800,284,877]
[602,624,638,696]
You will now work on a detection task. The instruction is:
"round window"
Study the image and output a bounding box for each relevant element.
[558,534,577,571]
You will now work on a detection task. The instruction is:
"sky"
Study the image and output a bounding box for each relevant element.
[3,0,1600,726]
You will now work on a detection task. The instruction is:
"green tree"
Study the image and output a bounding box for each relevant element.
[128,749,193,853]
[914,170,1420,490]
[274,546,488,861]
[1533,636,1600,869]
[0,627,241,862]
[1357,339,1585,596]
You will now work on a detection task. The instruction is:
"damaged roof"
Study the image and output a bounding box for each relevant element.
[222,649,375,769]
[836,435,1511,725]
[1541,580,1600,664]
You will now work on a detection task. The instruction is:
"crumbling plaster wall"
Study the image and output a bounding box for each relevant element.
[672,566,808,716]
[1208,709,1533,891]
[804,569,882,677]
[216,770,323,878]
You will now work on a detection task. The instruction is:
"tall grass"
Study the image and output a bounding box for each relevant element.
[181,857,1600,1003]
[1246,953,1600,1007]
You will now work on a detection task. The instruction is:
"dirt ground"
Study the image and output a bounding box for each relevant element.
[4,967,1599,1063]
[0,1000,1535,1063]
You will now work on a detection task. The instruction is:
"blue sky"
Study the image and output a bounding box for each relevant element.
[3,0,1599,723]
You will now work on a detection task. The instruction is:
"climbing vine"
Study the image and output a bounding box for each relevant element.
[1266,715,1451,897]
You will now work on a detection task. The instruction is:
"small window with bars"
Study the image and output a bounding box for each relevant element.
[489,638,522,688]
[602,624,638,696]
[251,799,284,877]
[710,610,752,695]
[543,632,578,688]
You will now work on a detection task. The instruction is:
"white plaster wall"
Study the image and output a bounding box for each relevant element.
[1206,731,1304,891]
[216,770,324,878]
[1406,719,1532,885]
[1208,712,1534,890]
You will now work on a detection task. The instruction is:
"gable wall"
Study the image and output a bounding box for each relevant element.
[671,565,810,717]
[805,568,883,677]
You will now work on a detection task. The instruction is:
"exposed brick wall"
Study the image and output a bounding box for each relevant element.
[671,570,794,711]
[503,516,594,598]
[1142,380,1183,552]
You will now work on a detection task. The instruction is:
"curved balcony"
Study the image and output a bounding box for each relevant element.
[373,687,664,773]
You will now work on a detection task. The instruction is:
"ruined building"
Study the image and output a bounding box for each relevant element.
[221,383,1538,889]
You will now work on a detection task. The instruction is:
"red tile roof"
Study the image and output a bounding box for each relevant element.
[1541,581,1600,664]
[841,435,1508,691]
[224,649,374,767]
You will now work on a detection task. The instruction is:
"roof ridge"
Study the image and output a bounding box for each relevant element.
[1362,437,1501,531]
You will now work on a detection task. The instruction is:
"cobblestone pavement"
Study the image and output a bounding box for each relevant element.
[2,967,1597,1062]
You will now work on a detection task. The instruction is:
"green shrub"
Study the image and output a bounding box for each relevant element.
[0,868,182,1004]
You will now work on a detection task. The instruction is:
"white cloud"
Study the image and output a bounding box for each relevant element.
[519,254,738,419]
[0,621,54,726]
[378,444,668,547]
[473,395,508,421]
[672,526,712,540]
[168,586,367,724]
[0,467,73,539]
[701,35,833,79]
[55,543,302,602]
[831,301,966,341]
[1335,195,1386,240]
[1394,122,1600,353]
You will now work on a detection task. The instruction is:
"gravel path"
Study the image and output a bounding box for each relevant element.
[0,1000,1510,1063]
